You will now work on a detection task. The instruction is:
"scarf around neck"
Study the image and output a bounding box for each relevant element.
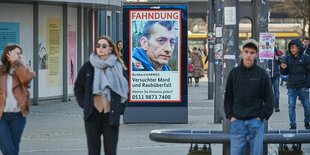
[90,53,128,103]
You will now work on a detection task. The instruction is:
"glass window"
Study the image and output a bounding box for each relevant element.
[188,18,206,33]
[275,39,286,53]
[188,39,205,51]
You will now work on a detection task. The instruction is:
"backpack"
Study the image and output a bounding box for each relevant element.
[188,63,194,73]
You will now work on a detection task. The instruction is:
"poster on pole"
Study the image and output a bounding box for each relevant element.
[123,5,187,107]
[259,33,275,60]
[224,7,236,25]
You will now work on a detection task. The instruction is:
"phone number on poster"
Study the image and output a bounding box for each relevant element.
[131,95,171,100]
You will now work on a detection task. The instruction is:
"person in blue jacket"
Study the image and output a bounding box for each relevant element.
[280,38,310,130]
[132,21,177,71]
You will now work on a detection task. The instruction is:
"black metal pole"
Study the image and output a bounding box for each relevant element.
[207,0,214,100]
[222,0,239,154]
[253,0,269,69]
[253,1,269,154]
[63,4,68,102]
[214,0,223,124]
[33,2,39,106]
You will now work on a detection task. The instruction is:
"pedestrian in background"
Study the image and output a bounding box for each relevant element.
[302,37,310,55]
[74,36,129,155]
[267,47,283,112]
[187,46,192,58]
[188,58,194,86]
[116,40,123,58]
[224,39,274,155]
[190,47,203,86]
[0,44,35,155]
[280,38,310,130]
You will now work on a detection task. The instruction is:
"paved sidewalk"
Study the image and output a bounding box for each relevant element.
[10,77,310,155]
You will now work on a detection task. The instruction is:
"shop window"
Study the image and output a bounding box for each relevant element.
[275,39,286,52]
[188,18,206,33]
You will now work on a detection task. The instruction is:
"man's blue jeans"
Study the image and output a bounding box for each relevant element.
[230,118,264,155]
[0,112,26,155]
[288,87,310,127]
[271,77,280,109]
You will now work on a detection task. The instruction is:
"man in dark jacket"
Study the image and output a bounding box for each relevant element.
[224,39,274,155]
[302,37,310,55]
[280,38,310,130]
[267,48,283,112]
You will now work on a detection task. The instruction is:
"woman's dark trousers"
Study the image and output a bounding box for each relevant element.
[85,110,119,155]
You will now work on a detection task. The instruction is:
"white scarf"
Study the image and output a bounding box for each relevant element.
[90,54,128,103]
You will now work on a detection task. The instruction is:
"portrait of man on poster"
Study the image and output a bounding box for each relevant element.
[131,21,178,71]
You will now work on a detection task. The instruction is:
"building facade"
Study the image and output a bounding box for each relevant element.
[0,0,123,104]
[0,0,306,104]
[187,0,306,52]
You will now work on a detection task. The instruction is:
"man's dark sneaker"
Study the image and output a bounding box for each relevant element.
[305,123,310,129]
[290,126,296,130]
[275,108,280,112]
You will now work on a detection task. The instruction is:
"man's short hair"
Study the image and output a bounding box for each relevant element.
[142,21,175,39]
[243,39,259,52]
[303,37,309,41]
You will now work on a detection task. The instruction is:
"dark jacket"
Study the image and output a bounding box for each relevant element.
[304,45,310,55]
[132,47,171,71]
[267,48,283,78]
[74,61,128,127]
[224,60,274,121]
[280,39,310,89]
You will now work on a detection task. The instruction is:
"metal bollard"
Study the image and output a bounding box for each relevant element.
[188,144,211,155]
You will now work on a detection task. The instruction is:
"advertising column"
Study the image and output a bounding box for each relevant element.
[123,5,188,123]
[130,10,181,102]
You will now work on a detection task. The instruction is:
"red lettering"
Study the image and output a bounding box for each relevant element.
[155,12,160,19]
[173,12,179,19]
[132,11,179,20]
[136,13,141,19]
[132,12,136,19]
[142,12,147,19]
[148,12,153,19]
[167,12,172,19]
[161,12,166,19]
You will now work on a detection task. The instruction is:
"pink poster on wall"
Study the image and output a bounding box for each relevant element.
[68,31,77,85]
